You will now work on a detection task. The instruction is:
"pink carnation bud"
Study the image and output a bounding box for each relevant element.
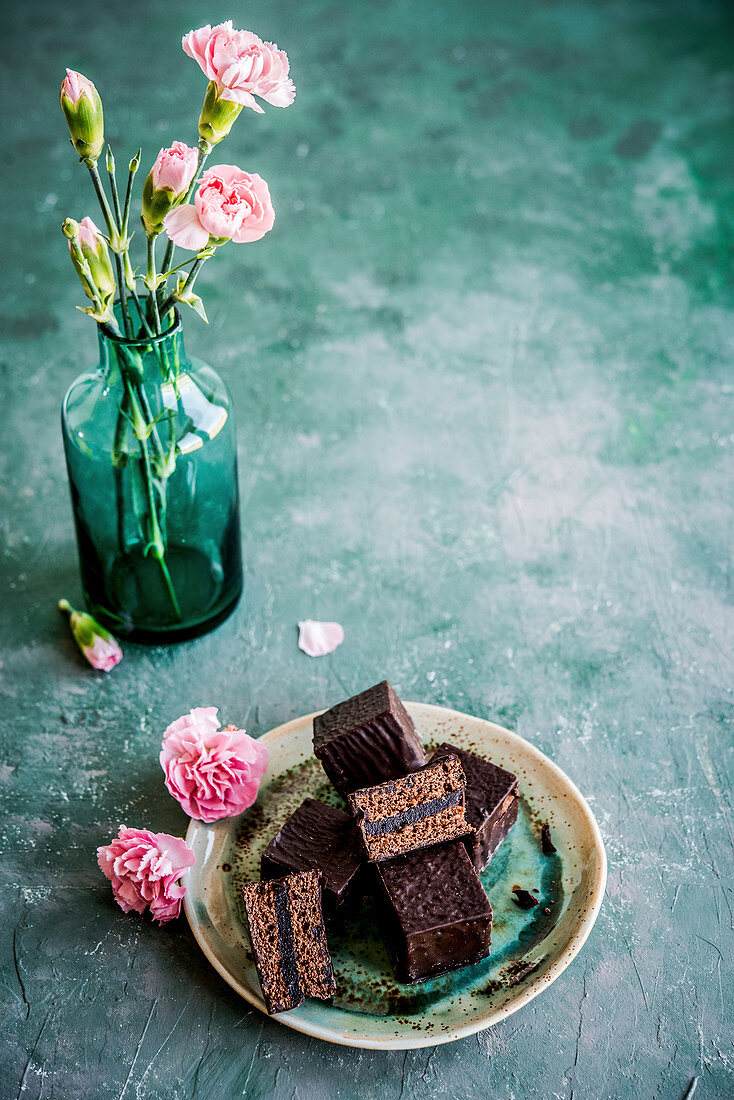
[76,215,104,251]
[60,68,97,109]
[59,69,104,166]
[59,599,122,672]
[152,142,199,195]
[97,826,196,924]
[142,142,200,237]
[70,217,116,303]
[160,707,269,822]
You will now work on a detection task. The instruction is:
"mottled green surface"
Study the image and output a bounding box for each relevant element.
[1,0,732,1097]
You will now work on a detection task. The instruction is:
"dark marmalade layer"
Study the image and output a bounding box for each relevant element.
[348,753,472,861]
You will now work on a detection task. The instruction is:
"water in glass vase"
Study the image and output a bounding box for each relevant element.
[62,307,243,642]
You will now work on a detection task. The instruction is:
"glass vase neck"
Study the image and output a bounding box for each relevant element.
[98,306,185,382]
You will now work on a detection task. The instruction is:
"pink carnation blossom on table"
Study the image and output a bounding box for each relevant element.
[182,21,296,113]
[97,826,195,924]
[163,165,275,251]
[83,633,122,671]
[151,141,199,194]
[298,620,345,657]
[160,707,269,822]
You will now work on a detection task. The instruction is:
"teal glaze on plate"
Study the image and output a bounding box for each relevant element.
[184,704,606,1049]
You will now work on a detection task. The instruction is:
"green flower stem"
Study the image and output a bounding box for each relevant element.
[112,388,130,552]
[121,374,181,620]
[114,466,125,551]
[88,163,116,238]
[88,164,132,337]
[107,150,124,230]
[157,255,200,283]
[158,147,210,300]
[112,385,129,467]
[68,241,107,317]
[147,236,163,335]
[88,162,133,337]
[159,254,208,317]
[113,256,133,337]
[158,240,175,300]
[123,293,179,461]
[122,353,167,469]
[122,150,141,238]
[99,317,124,340]
[126,285,155,340]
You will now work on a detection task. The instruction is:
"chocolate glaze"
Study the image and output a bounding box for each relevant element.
[431,742,519,871]
[541,822,557,855]
[375,840,493,983]
[313,681,425,796]
[260,798,365,921]
[512,886,540,910]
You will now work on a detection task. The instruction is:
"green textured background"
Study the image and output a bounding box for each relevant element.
[1,0,732,1096]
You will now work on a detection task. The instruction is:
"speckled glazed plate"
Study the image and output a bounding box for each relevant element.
[184,703,606,1049]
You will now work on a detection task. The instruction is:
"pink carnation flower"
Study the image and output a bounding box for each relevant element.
[182,21,295,113]
[151,141,199,194]
[97,826,195,924]
[163,164,275,251]
[160,707,269,823]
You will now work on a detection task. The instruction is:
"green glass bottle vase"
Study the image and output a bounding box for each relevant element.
[61,310,243,642]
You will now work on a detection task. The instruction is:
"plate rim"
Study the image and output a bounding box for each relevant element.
[184,701,607,1050]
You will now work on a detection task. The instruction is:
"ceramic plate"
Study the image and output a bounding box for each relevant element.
[184,703,606,1049]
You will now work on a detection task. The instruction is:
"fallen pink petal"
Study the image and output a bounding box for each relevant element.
[297,619,345,657]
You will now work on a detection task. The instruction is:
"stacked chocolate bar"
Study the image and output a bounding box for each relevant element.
[242,680,519,1011]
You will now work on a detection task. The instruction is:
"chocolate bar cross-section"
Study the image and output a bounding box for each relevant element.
[348,754,472,862]
[242,870,336,1014]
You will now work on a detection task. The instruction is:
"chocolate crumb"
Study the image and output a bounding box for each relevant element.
[540,822,556,855]
[512,886,540,910]
[222,863,232,872]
